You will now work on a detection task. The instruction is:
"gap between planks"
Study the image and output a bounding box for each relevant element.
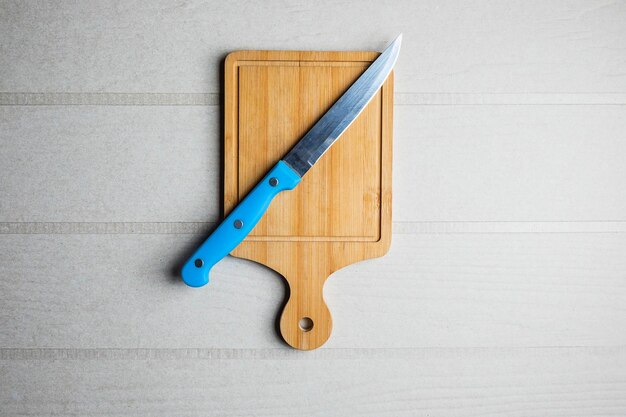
[2,92,626,106]
[1,346,624,361]
[1,221,626,234]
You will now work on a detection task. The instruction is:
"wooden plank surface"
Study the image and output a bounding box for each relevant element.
[1,233,624,349]
[1,0,625,415]
[1,0,625,93]
[0,106,220,223]
[2,347,625,417]
[2,105,626,224]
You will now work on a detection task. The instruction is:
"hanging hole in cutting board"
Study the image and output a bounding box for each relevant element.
[299,317,314,332]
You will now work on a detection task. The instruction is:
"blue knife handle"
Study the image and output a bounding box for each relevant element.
[181,160,301,287]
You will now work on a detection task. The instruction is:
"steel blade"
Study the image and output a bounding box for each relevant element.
[283,34,402,177]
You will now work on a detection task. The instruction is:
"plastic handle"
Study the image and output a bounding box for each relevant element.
[181,160,301,287]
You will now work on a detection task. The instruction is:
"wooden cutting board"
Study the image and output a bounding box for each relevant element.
[224,50,393,350]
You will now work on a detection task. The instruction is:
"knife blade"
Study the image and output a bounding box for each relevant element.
[182,35,402,287]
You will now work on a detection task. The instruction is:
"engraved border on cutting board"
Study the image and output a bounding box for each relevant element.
[229,56,390,243]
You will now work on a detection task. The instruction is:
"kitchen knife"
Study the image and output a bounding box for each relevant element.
[182,35,402,287]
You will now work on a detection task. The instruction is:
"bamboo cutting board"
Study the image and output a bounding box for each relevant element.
[224,50,393,350]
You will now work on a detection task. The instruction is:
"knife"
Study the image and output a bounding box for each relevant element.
[182,35,402,287]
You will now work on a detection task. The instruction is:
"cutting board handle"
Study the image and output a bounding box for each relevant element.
[279,273,332,350]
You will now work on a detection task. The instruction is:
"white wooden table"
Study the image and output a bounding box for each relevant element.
[1,1,625,415]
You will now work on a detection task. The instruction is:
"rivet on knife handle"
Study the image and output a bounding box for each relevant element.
[181,161,301,287]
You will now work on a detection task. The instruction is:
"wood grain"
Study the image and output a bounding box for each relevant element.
[224,51,393,349]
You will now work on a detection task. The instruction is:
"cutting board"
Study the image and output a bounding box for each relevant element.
[224,50,393,350]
